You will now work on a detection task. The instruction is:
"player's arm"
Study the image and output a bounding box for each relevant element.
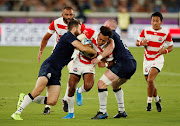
[136,39,148,47]
[91,38,114,65]
[37,32,52,62]
[159,45,173,54]
[136,29,148,47]
[71,40,97,58]
[98,60,114,68]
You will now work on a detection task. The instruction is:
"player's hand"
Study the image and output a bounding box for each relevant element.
[142,39,149,46]
[98,62,106,68]
[159,47,165,54]
[37,51,42,63]
[91,58,100,65]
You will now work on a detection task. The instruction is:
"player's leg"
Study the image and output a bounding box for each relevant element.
[62,74,80,119]
[11,76,48,120]
[111,79,128,118]
[146,67,158,111]
[42,89,51,114]
[61,82,70,112]
[91,69,118,119]
[76,73,94,106]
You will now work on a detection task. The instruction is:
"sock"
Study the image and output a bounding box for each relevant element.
[45,90,51,108]
[63,82,69,101]
[147,97,152,103]
[33,96,47,104]
[78,85,86,93]
[98,89,108,114]
[154,95,159,102]
[113,88,125,112]
[15,93,33,114]
[67,96,75,113]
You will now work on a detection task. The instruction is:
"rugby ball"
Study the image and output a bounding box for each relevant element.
[80,38,93,58]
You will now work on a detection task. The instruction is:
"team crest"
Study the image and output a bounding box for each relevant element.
[47,73,51,79]
[73,68,78,72]
[145,68,148,72]
[158,37,162,41]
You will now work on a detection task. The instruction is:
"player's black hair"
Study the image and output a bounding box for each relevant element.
[100,26,113,38]
[63,6,74,11]
[68,19,80,31]
[151,12,163,22]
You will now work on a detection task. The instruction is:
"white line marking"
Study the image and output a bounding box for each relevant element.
[160,72,180,76]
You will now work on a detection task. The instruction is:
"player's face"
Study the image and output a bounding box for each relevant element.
[97,33,109,46]
[62,9,75,24]
[74,24,81,36]
[151,16,162,30]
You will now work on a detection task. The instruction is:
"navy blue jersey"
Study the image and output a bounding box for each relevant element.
[45,31,78,69]
[112,30,134,61]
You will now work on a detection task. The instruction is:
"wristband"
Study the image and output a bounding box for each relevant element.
[105,63,108,67]
[97,55,103,61]
[165,49,169,54]
[138,41,142,46]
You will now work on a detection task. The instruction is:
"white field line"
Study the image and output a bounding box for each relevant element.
[0,58,32,64]
[160,72,180,76]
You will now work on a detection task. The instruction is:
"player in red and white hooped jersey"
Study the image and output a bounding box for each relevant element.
[136,12,173,112]
[37,6,86,114]
[37,6,86,63]
[62,26,114,119]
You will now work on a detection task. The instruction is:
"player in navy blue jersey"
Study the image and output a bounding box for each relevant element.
[11,20,97,120]
[91,19,136,119]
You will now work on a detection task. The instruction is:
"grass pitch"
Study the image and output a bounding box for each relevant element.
[0,46,180,126]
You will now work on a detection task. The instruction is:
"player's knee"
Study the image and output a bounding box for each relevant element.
[48,100,57,106]
[84,85,92,92]
[147,78,154,84]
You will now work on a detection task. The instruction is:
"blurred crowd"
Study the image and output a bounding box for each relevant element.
[0,0,179,13]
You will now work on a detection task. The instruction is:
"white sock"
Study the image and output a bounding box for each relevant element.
[45,90,51,108]
[78,85,86,93]
[15,94,33,114]
[63,82,69,101]
[114,89,125,112]
[147,97,153,103]
[98,89,108,113]
[67,96,75,113]
[33,96,46,104]
[154,95,159,102]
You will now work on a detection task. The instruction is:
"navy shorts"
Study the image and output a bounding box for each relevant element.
[38,61,62,86]
[110,59,136,79]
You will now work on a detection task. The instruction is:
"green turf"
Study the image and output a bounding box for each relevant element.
[0,46,180,126]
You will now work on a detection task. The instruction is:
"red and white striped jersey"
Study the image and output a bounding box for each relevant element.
[137,27,173,61]
[79,33,114,64]
[48,17,86,49]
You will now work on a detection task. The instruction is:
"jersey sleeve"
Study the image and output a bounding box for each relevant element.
[137,29,145,41]
[165,33,173,46]
[81,23,86,33]
[48,21,55,34]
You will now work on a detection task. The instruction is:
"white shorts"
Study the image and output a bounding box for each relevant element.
[69,57,95,76]
[143,55,164,75]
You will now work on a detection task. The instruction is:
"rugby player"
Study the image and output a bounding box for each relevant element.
[91,19,136,119]
[11,20,97,120]
[136,12,173,112]
[37,6,86,114]
[62,26,114,119]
